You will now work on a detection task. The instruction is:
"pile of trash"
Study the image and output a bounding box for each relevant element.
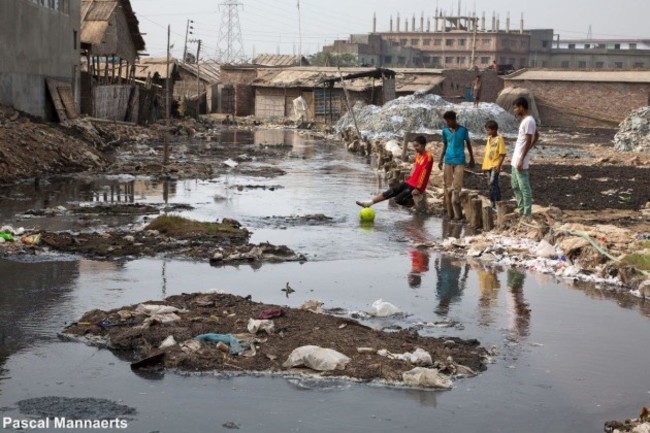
[335,93,520,140]
[60,292,488,389]
[614,106,650,152]
[433,220,649,294]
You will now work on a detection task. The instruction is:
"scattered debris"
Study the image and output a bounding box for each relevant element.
[614,106,650,152]
[335,94,520,140]
[60,292,488,387]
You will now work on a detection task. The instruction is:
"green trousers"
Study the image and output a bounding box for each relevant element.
[511,168,532,217]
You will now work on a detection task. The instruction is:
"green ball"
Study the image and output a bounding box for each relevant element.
[359,207,376,222]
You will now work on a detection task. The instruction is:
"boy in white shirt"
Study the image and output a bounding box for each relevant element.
[511,97,539,218]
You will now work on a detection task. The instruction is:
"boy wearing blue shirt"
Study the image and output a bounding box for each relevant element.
[438,111,475,220]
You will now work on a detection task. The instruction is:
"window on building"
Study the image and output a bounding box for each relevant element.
[520,40,527,48]
[73,30,77,50]
[370,58,375,65]
[633,62,644,68]
[510,40,517,48]
[400,39,407,47]
[411,39,420,46]
[502,38,509,47]
[561,61,570,68]
[542,61,548,68]
[457,56,466,64]
[397,56,406,65]
[509,58,515,65]
[542,40,549,48]
[384,55,392,64]
[629,43,637,50]
[422,56,431,64]
[480,56,490,64]
[458,39,467,46]
[482,38,492,45]
[391,40,400,47]
[614,44,621,50]
[434,39,442,46]
[584,44,590,49]
[578,61,587,68]
[595,61,604,68]
[597,43,606,49]
[445,56,454,64]
[423,39,431,46]
[614,62,623,68]
[445,39,454,46]
[520,59,527,68]
[568,43,576,49]
[431,57,441,66]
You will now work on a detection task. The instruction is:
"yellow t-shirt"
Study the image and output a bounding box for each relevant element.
[482,135,507,171]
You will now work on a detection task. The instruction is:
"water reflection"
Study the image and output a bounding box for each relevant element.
[434,256,469,317]
[408,249,430,288]
[506,269,531,340]
[474,262,501,326]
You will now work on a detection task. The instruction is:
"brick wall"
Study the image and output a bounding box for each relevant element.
[505,80,650,127]
[440,69,503,103]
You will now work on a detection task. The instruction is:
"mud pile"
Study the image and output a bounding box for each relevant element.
[335,93,520,139]
[61,292,488,388]
[0,106,106,183]
[614,106,650,152]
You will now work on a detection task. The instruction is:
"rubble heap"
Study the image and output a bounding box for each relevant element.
[614,106,650,152]
[335,93,520,139]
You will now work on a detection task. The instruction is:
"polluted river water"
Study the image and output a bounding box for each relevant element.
[0,130,649,432]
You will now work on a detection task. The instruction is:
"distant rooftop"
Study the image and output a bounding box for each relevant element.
[506,69,650,83]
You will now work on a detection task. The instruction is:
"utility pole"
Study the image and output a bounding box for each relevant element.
[196,39,202,118]
[297,0,303,66]
[182,19,194,63]
[164,24,171,165]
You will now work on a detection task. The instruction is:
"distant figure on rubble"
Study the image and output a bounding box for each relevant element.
[471,75,482,108]
[511,97,539,219]
[222,114,236,126]
[356,135,433,208]
[482,120,507,209]
[438,110,475,220]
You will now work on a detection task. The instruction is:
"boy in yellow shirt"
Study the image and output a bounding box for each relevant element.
[482,120,507,209]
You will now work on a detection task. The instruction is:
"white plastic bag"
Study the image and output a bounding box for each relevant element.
[384,140,402,158]
[370,299,401,317]
[402,367,453,389]
[534,240,556,258]
[159,335,177,349]
[282,345,350,371]
[247,318,275,334]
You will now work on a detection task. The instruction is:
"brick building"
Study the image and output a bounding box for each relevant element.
[504,69,650,128]
[547,39,650,69]
[323,12,553,70]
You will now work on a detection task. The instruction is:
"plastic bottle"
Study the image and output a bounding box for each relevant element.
[0,233,14,242]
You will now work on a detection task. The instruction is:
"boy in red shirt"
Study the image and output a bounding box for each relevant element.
[356,135,434,208]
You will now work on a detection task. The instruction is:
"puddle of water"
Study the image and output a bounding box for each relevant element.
[0,256,649,432]
[0,130,649,432]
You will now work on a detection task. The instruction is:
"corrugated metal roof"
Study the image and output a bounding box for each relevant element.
[81,1,117,21]
[80,21,110,46]
[134,58,177,80]
[253,54,309,67]
[396,75,445,93]
[252,67,385,90]
[506,69,650,83]
[178,61,222,83]
[81,0,145,52]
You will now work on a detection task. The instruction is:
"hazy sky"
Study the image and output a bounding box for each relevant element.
[132,0,650,61]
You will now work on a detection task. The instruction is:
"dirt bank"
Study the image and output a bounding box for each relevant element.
[0,106,106,183]
[0,215,305,264]
[61,292,488,387]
